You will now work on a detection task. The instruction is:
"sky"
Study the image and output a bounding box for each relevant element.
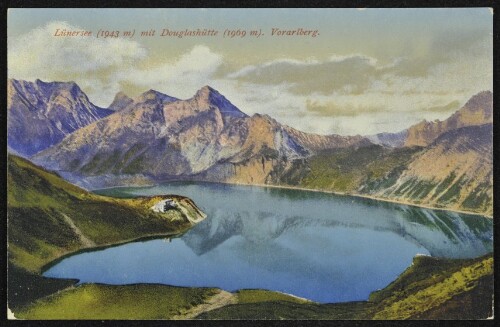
[7,8,493,135]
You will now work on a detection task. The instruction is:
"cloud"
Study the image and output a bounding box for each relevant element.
[8,22,223,106]
[227,55,383,95]
[305,99,384,117]
[114,45,223,100]
[8,21,147,78]
[387,29,491,78]
[424,100,461,113]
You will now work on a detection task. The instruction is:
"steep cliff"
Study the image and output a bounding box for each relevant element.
[7,79,113,156]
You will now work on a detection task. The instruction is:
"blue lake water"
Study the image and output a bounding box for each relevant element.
[43,182,493,303]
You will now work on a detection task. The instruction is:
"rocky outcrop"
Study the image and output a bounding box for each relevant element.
[7,79,113,156]
[147,195,207,224]
[367,130,408,148]
[284,125,369,152]
[366,91,492,148]
[404,91,492,147]
[107,91,134,112]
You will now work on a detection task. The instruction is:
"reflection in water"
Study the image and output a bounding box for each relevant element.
[111,182,491,259]
[47,182,492,303]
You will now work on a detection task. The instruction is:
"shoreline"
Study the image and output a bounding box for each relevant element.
[93,179,493,219]
[39,231,187,274]
[240,182,493,219]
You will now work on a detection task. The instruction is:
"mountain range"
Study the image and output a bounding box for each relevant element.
[7,79,493,215]
[7,79,113,156]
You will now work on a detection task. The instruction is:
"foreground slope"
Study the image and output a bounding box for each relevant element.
[196,254,492,320]
[7,154,207,310]
[15,254,492,320]
[7,155,205,272]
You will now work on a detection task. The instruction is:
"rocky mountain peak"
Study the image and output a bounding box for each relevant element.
[193,85,247,118]
[136,89,178,104]
[462,90,492,112]
[108,91,134,111]
[7,79,113,156]
[404,91,492,147]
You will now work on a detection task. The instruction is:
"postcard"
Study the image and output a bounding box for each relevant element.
[6,8,493,320]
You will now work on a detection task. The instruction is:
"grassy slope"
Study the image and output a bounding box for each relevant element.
[15,284,219,320]
[196,301,372,320]
[7,155,192,272]
[297,145,422,193]
[7,155,204,312]
[369,254,493,319]
[235,289,311,304]
[197,254,493,320]
[283,144,492,215]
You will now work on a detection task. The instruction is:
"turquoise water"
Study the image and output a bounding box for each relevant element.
[43,182,493,303]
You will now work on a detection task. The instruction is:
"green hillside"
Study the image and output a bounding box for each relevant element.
[7,155,205,310]
[297,145,422,192]
[279,134,492,216]
[7,155,197,273]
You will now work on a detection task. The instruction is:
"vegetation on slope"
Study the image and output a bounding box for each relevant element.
[235,289,312,304]
[15,284,220,320]
[15,253,492,320]
[275,137,492,215]
[197,254,493,320]
[295,145,422,192]
[7,155,199,272]
[369,254,493,319]
[7,154,206,314]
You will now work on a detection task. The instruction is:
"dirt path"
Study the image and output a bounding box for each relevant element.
[60,213,96,247]
[172,290,237,320]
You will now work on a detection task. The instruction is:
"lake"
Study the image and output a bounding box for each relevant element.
[43,182,493,303]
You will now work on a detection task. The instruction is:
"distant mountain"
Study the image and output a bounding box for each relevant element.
[368,91,492,148]
[107,91,134,112]
[268,91,493,214]
[33,85,367,187]
[284,126,370,152]
[405,91,492,147]
[7,79,113,156]
[367,130,408,148]
[285,122,492,215]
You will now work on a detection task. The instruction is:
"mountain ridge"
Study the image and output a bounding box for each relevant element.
[7,79,114,156]
[7,79,492,214]
[32,84,367,185]
[369,91,492,148]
